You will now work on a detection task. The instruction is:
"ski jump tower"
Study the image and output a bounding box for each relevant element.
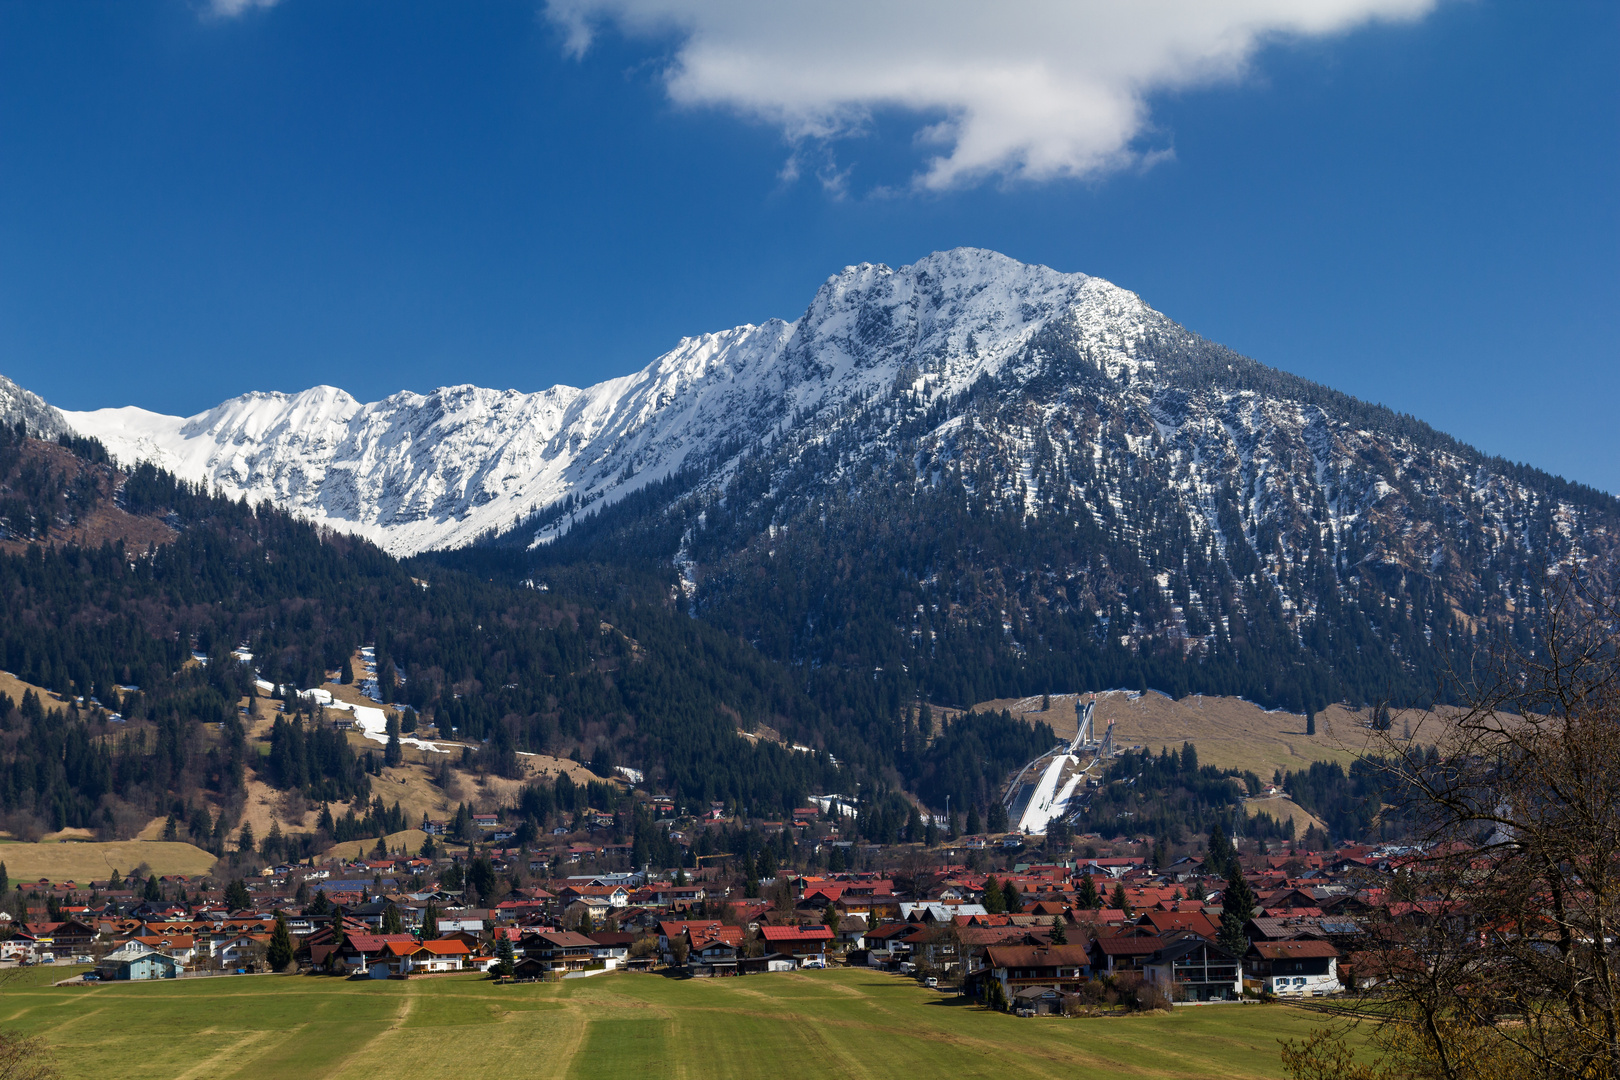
[1070,697,1095,751]
[1065,694,1115,759]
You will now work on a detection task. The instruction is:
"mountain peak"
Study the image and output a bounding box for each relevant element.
[34,247,1608,577]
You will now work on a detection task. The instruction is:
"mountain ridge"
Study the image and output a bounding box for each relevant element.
[53,249,1611,563]
[21,247,1618,716]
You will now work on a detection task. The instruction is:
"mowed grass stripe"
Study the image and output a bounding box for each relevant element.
[3,969,1338,1079]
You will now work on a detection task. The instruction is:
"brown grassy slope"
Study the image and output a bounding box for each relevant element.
[325,829,429,861]
[1241,794,1328,837]
[0,839,215,883]
[973,691,1447,780]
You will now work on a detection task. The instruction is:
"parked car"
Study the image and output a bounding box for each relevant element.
[800,957,826,970]
[923,976,939,988]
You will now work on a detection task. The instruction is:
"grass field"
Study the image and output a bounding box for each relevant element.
[0,840,215,884]
[2,968,1340,1079]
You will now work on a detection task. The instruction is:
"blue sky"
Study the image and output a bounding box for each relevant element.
[0,1,1615,490]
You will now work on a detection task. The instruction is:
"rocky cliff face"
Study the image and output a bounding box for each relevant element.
[0,373,67,439]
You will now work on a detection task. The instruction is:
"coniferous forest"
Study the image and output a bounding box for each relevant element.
[0,425,1048,842]
[0,382,1607,849]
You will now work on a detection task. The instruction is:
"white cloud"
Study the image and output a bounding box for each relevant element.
[546,0,1438,190]
[205,0,280,18]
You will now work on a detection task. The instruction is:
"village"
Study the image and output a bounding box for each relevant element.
[2,795,1427,1019]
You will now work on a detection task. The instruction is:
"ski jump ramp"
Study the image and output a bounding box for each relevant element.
[1004,697,1113,835]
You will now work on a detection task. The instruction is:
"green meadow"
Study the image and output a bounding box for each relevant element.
[2,969,1338,1079]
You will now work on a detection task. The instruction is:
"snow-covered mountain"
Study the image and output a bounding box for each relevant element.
[0,373,67,440]
[50,247,1616,618]
[64,249,1155,556]
[30,247,1620,709]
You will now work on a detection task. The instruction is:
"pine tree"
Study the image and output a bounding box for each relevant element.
[965,804,981,835]
[309,889,331,916]
[0,861,7,895]
[382,903,402,935]
[267,914,294,971]
[1218,866,1257,957]
[385,714,403,768]
[1076,873,1102,910]
[1207,821,1235,879]
[495,933,515,977]
[1109,882,1130,914]
[341,658,355,685]
[985,978,1009,1012]
[1002,880,1022,914]
[1305,710,1316,737]
[144,874,161,901]
[981,877,1005,914]
[225,878,251,910]
[1049,915,1067,944]
[237,821,255,855]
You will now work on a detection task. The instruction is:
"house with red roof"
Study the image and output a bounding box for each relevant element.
[979,943,1092,1000]
[758,924,833,965]
[387,938,472,975]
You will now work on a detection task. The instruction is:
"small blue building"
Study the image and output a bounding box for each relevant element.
[98,942,180,981]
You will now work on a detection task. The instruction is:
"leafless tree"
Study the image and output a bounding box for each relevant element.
[0,1032,57,1080]
[1286,580,1620,1080]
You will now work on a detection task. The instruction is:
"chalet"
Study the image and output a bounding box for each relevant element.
[1244,940,1341,996]
[389,938,471,975]
[129,934,199,966]
[1089,934,1161,976]
[1141,937,1242,1002]
[758,925,833,964]
[687,925,745,976]
[49,919,101,950]
[521,930,598,973]
[556,884,630,915]
[980,944,1092,998]
[326,933,417,974]
[585,931,636,964]
[863,921,921,965]
[657,920,721,965]
[217,933,272,969]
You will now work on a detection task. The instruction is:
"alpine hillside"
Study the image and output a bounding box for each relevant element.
[45,248,1620,715]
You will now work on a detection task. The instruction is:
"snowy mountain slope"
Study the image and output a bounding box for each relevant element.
[36,246,1620,709]
[0,373,67,439]
[51,247,1617,641]
[64,250,1150,555]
